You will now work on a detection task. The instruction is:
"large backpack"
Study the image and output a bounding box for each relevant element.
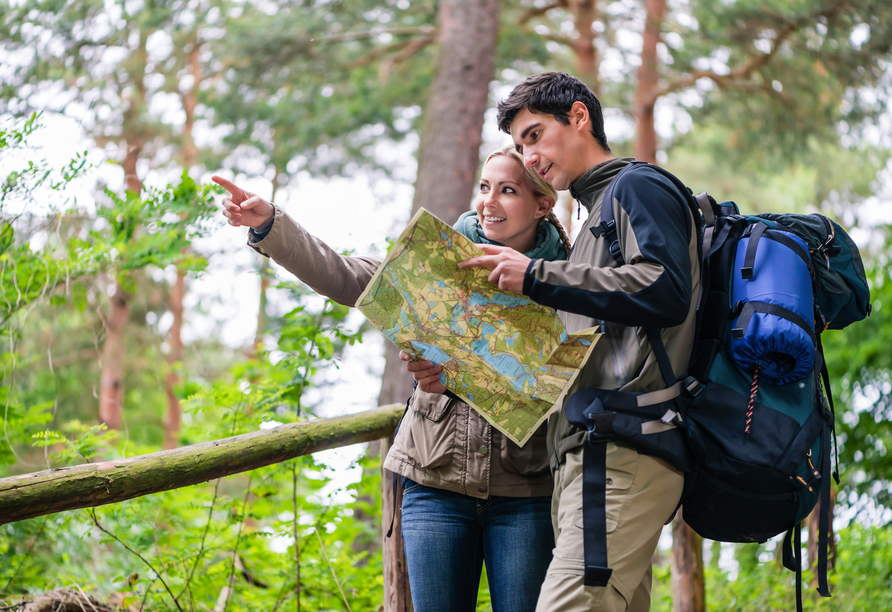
[564,161,871,610]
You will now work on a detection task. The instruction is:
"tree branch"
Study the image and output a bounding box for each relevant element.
[653,0,850,103]
[379,36,435,80]
[0,404,404,525]
[318,26,436,45]
[348,39,417,69]
[517,2,564,26]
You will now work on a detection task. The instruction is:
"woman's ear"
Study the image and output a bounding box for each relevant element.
[537,196,555,219]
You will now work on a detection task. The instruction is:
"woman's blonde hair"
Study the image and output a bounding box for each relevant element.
[482,146,571,255]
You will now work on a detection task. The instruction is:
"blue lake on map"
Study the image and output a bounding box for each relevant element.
[468,323,538,392]
[410,342,453,366]
[467,292,531,308]
[450,304,466,335]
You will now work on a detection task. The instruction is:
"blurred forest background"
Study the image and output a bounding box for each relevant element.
[1,0,891,610]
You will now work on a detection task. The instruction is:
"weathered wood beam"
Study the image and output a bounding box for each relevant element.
[0,404,404,525]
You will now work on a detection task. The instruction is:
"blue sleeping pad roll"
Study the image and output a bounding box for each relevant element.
[730,223,815,385]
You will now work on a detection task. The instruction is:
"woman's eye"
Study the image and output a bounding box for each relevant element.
[479,183,489,191]
[503,187,516,194]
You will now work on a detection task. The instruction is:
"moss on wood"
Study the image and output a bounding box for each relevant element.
[0,404,404,525]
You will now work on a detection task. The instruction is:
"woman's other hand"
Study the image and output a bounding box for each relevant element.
[400,351,447,394]
[213,175,275,228]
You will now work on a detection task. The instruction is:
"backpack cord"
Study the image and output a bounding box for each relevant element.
[745,366,761,434]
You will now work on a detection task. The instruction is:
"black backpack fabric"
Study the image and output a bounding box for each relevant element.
[564,162,871,610]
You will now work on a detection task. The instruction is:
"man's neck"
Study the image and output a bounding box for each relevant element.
[574,146,613,184]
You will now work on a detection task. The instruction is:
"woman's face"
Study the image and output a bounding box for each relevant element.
[474,155,552,253]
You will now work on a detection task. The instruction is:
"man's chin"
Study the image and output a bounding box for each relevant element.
[546,175,569,192]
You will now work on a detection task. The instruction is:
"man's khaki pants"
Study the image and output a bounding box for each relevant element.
[535,442,684,612]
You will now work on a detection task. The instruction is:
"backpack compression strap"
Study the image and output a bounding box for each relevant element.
[578,398,615,587]
[582,428,614,586]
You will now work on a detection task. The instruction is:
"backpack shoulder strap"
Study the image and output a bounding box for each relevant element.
[590,161,703,387]
[592,161,702,265]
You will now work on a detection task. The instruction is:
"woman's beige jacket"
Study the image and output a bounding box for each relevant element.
[248,206,552,498]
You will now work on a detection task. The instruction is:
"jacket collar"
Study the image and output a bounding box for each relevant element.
[569,157,636,213]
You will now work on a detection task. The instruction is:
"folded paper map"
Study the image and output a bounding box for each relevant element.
[356,209,600,446]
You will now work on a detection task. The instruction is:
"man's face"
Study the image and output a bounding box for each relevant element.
[509,107,592,192]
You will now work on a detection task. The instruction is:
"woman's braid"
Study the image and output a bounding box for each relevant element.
[544,211,572,256]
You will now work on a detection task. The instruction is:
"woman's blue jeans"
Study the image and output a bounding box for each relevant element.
[400,479,554,612]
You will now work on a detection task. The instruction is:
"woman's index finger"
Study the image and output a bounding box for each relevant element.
[211,175,248,203]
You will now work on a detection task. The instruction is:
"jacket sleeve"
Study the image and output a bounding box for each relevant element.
[248,206,382,307]
[523,169,693,328]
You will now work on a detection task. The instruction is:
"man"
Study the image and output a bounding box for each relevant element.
[412,72,699,611]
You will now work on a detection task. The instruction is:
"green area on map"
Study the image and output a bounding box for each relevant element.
[356,209,599,446]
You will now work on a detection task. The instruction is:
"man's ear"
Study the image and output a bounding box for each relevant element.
[570,101,590,133]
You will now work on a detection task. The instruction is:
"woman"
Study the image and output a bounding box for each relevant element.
[214,146,571,612]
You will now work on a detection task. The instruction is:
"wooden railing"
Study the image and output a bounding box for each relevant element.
[1,404,413,610]
[0,405,403,524]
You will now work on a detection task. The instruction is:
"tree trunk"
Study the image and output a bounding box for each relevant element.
[253,175,279,356]
[0,404,404,526]
[163,269,185,450]
[567,0,600,97]
[380,2,499,609]
[672,510,705,612]
[255,259,272,354]
[164,38,202,449]
[633,0,666,164]
[98,282,129,431]
[379,343,413,612]
[410,0,498,221]
[99,27,148,429]
[99,150,141,430]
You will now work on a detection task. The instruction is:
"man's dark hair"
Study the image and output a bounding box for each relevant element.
[497,72,610,153]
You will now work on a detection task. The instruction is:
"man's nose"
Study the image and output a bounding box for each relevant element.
[523,149,538,168]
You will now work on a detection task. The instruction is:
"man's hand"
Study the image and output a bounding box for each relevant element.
[458,244,531,294]
[400,351,447,395]
[212,175,275,228]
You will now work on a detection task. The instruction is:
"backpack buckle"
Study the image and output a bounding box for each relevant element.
[586,411,616,441]
[590,219,615,239]
[683,376,703,398]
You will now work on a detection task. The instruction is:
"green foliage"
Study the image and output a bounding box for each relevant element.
[0,117,219,464]
[650,525,892,611]
[821,226,892,512]
[1,295,384,610]
[204,0,438,181]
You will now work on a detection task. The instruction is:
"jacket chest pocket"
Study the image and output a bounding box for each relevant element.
[405,391,456,470]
